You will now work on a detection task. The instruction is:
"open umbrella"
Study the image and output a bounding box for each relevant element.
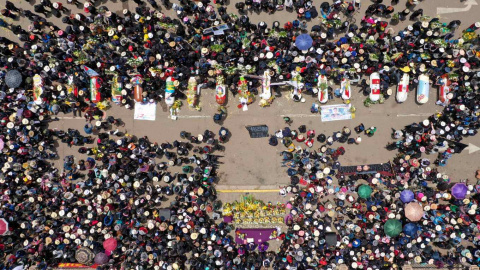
[103,238,117,251]
[358,185,372,199]
[0,218,9,235]
[405,202,424,222]
[5,70,22,88]
[295,34,313,50]
[75,247,94,265]
[384,219,402,237]
[452,183,468,199]
[400,190,415,203]
[94,252,109,265]
[403,223,418,237]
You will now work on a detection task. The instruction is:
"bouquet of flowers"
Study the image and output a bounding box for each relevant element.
[126,57,144,68]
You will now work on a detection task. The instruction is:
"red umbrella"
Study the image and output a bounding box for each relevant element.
[0,219,9,235]
[103,238,117,251]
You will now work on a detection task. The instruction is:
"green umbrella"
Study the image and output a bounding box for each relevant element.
[384,219,402,237]
[358,185,373,199]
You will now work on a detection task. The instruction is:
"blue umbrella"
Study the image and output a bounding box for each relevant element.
[295,34,313,50]
[400,190,415,203]
[403,223,418,237]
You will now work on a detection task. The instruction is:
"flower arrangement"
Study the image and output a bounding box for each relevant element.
[420,53,431,60]
[73,50,88,65]
[210,44,225,53]
[446,60,455,68]
[126,57,144,68]
[369,53,379,62]
[391,52,404,62]
[238,77,254,105]
[157,22,177,32]
[224,65,237,75]
[351,36,362,44]
[383,53,391,63]
[226,195,286,227]
[432,39,448,48]
[96,101,110,110]
[364,97,377,107]
[463,32,478,42]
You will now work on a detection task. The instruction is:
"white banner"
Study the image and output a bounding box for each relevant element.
[134,102,156,121]
[320,104,353,122]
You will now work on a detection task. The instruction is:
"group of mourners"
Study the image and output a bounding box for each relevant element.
[1,0,480,268]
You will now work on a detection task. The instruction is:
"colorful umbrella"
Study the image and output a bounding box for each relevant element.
[5,70,22,88]
[0,218,9,235]
[452,183,468,199]
[295,34,313,50]
[103,238,117,251]
[75,247,94,265]
[405,202,424,222]
[384,219,402,237]
[403,223,418,237]
[400,190,415,203]
[358,185,372,199]
[94,252,109,265]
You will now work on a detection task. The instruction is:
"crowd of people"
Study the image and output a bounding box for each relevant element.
[1,0,480,268]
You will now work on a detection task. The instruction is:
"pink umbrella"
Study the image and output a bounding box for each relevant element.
[0,218,8,235]
[94,252,109,265]
[103,238,117,251]
[405,202,424,222]
[0,139,4,150]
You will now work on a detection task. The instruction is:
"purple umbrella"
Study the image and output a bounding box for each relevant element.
[400,190,415,203]
[258,242,269,252]
[94,252,109,265]
[452,183,468,199]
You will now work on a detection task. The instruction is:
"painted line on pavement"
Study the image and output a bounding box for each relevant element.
[175,115,211,119]
[217,189,280,193]
[280,114,320,118]
[396,113,432,117]
[55,117,84,120]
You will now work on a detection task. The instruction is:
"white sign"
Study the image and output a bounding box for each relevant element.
[320,104,353,122]
[134,102,157,121]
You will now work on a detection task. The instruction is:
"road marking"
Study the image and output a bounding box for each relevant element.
[280,114,319,118]
[55,117,84,120]
[217,189,279,193]
[175,115,211,119]
[468,143,480,154]
[396,113,432,117]
[437,0,478,15]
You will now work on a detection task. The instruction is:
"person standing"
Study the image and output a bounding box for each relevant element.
[5,1,21,13]
[1,9,17,19]
[71,101,80,117]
